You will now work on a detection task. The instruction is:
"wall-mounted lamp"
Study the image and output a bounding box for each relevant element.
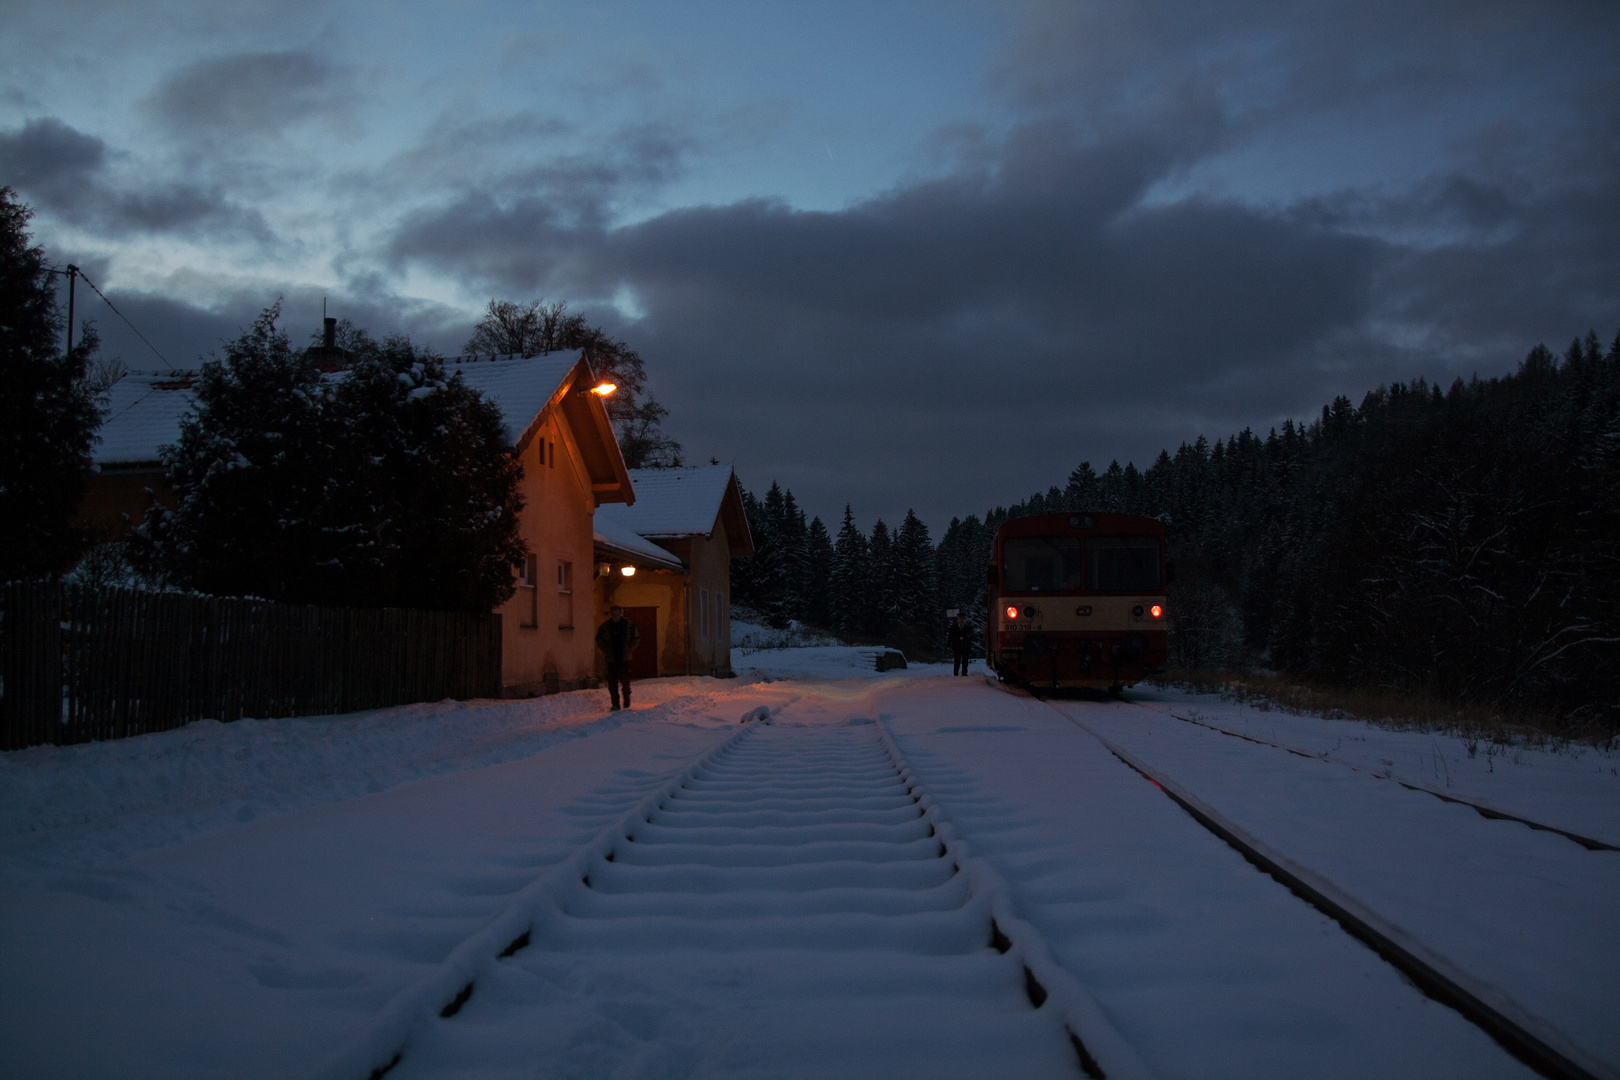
[620,565,636,577]
[590,382,617,396]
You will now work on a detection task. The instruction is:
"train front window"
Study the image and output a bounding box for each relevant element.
[1086,536,1162,591]
[1001,537,1082,592]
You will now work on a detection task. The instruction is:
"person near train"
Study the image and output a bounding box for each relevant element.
[596,605,640,710]
[947,612,973,676]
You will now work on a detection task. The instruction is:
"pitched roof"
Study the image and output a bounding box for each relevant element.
[90,354,631,504]
[593,515,684,571]
[449,353,582,448]
[595,465,754,556]
[94,371,200,467]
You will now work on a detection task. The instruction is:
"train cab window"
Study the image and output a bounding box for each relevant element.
[1001,537,1083,592]
[1085,536,1162,591]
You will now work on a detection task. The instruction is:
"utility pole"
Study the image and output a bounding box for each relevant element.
[64,264,78,358]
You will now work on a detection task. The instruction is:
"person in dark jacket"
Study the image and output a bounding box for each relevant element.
[947,612,973,676]
[596,605,640,709]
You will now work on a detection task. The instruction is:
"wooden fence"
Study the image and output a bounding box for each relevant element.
[0,583,502,750]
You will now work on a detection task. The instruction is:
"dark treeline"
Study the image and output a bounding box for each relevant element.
[735,333,1620,729]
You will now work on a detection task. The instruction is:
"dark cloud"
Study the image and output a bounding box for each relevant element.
[0,117,273,241]
[144,51,353,139]
[385,91,1620,529]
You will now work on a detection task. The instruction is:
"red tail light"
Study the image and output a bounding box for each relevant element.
[1150,604,1163,619]
[1005,606,1019,620]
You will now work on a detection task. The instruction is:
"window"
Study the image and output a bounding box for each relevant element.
[715,592,725,646]
[699,588,710,641]
[557,560,573,628]
[519,554,538,627]
[549,441,556,469]
[538,440,545,466]
[1085,536,1162,592]
[1001,537,1083,592]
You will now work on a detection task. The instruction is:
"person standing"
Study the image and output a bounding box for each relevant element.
[947,612,973,676]
[596,605,640,709]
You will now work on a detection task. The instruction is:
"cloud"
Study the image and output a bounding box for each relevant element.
[0,117,274,242]
[143,50,355,140]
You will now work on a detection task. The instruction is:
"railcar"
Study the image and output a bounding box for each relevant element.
[986,512,1168,694]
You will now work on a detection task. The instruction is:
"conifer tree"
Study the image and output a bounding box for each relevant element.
[893,509,938,632]
[830,505,867,636]
[0,188,102,579]
[865,519,896,636]
[804,515,834,627]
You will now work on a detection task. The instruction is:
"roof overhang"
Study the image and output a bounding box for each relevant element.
[523,357,634,507]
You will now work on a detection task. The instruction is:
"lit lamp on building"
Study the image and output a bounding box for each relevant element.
[620,565,636,577]
[590,382,617,397]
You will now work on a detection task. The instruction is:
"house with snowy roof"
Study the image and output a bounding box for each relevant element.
[80,350,636,697]
[591,464,754,680]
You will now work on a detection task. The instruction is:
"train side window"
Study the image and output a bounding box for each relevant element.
[1085,536,1162,591]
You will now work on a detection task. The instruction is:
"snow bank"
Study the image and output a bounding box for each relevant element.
[0,678,733,871]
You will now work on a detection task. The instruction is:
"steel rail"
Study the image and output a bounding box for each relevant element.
[1140,704,1619,853]
[1046,701,1616,1080]
[303,719,764,1080]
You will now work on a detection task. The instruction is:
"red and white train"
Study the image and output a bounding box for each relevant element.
[985,512,1169,694]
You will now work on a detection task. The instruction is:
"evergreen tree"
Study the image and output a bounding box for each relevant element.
[865,519,896,636]
[135,305,524,610]
[0,188,102,579]
[893,508,938,633]
[804,515,834,627]
[830,505,867,636]
[779,489,810,622]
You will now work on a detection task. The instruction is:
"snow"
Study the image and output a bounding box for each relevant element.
[446,353,581,448]
[593,515,685,571]
[2,655,1612,1078]
[595,465,735,537]
[93,371,198,465]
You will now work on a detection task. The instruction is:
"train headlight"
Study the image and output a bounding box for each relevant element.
[1005,606,1019,621]
[1150,604,1163,619]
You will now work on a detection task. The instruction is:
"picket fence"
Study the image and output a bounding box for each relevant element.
[0,583,502,750]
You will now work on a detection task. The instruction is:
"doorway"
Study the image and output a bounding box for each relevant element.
[622,606,659,680]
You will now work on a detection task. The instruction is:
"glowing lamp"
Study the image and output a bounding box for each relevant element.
[1150,604,1163,619]
[590,382,617,396]
[1005,606,1019,620]
[620,565,636,577]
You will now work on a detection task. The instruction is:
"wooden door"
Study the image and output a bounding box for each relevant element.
[622,606,659,680]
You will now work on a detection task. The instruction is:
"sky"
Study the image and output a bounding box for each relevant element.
[3,0,1618,534]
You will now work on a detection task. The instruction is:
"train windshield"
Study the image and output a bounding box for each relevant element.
[1001,537,1083,592]
[1086,536,1162,591]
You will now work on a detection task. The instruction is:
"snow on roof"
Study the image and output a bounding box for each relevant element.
[91,352,586,466]
[447,352,582,447]
[596,465,736,537]
[593,515,685,571]
[93,371,199,466]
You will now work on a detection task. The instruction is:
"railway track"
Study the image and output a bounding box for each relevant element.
[310,714,1153,1080]
[1039,697,1616,1080]
[1136,703,1618,853]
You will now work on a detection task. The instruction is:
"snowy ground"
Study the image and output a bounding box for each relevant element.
[1,653,1614,1079]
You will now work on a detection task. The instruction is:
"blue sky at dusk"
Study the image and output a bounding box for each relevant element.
[3,0,1617,530]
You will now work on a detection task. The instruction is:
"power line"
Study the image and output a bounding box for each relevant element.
[51,265,178,372]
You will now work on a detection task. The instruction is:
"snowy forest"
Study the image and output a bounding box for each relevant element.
[734,332,1620,730]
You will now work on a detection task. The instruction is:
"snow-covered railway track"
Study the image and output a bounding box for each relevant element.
[1144,705,1618,852]
[312,717,1152,1080]
[1048,702,1613,1080]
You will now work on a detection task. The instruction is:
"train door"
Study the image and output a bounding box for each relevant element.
[623,606,659,680]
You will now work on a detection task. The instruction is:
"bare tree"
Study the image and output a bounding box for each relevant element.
[464,298,682,468]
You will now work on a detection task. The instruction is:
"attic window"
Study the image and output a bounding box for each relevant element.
[549,441,556,468]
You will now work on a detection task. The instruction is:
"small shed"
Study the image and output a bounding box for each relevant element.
[591,465,754,679]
